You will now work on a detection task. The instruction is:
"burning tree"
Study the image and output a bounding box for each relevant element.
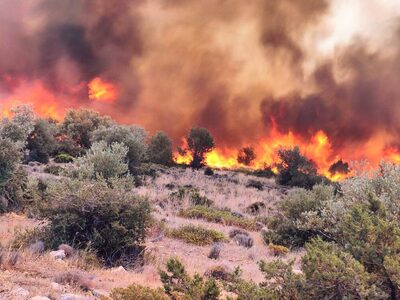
[187,127,215,169]
[237,146,256,166]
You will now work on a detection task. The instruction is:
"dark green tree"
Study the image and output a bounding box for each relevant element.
[187,127,215,169]
[148,131,173,166]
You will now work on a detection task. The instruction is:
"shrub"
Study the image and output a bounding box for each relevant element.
[251,166,276,178]
[61,108,113,148]
[54,153,74,163]
[44,165,63,175]
[148,131,173,166]
[186,127,215,169]
[208,243,222,259]
[0,138,21,187]
[170,188,214,207]
[179,206,257,230]
[246,201,266,215]
[246,180,263,191]
[233,234,253,248]
[160,258,220,300]
[92,124,148,171]
[228,228,249,239]
[302,238,386,299]
[0,105,35,147]
[65,141,128,180]
[276,146,323,189]
[27,119,57,163]
[237,146,256,166]
[263,184,334,247]
[0,167,39,213]
[39,177,151,266]
[111,284,169,300]
[204,167,214,176]
[168,225,225,246]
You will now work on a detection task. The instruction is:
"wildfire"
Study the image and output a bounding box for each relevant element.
[175,129,357,181]
[88,77,117,103]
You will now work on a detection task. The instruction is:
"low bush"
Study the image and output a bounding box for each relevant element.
[38,177,151,266]
[160,258,220,300]
[179,206,257,230]
[111,284,169,300]
[169,188,214,207]
[204,167,214,176]
[246,179,263,191]
[208,243,222,259]
[44,165,63,175]
[246,201,266,215]
[54,153,74,163]
[168,225,225,246]
[233,234,253,248]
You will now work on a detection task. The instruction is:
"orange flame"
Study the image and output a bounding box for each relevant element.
[88,77,117,103]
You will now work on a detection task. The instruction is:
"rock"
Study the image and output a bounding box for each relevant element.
[30,297,51,300]
[92,289,109,298]
[50,282,62,291]
[29,241,45,255]
[11,287,30,298]
[49,249,66,260]
[58,244,75,257]
[60,294,91,300]
[111,266,127,273]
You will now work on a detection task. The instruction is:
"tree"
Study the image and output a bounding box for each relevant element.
[0,138,21,187]
[27,119,57,163]
[187,127,215,169]
[237,146,256,166]
[92,125,148,171]
[148,131,173,166]
[61,109,113,148]
[276,146,322,189]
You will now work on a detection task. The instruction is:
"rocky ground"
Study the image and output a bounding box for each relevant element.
[0,167,301,299]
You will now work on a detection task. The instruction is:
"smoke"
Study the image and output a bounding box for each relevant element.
[1,0,400,163]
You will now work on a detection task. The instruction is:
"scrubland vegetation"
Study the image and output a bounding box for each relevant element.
[1,106,400,299]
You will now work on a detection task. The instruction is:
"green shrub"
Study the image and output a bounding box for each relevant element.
[276,146,324,189]
[160,258,220,300]
[302,238,386,299]
[54,153,74,163]
[168,225,225,246]
[179,206,257,230]
[170,188,214,207]
[111,284,169,300]
[39,177,151,266]
[251,166,275,178]
[0,138,21,187]
[44,165,63,175]
[65,141,128,180]
[148,131,173,166]
[0,167,39,213]
[92,124,148,171]
[263,184,334,247]
[61,108,113,148]
[27,119,57,164]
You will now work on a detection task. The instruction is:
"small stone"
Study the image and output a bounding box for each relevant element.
[111,266,127,273]
[12,287,30,298]
[50,282,62,291]
[58,244,75,257]
[30,297,51,300]
[92,289,109,298]
[60,294,90,300]
[49,249,66,260]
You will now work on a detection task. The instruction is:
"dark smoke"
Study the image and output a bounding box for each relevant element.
[0,0,400,159]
